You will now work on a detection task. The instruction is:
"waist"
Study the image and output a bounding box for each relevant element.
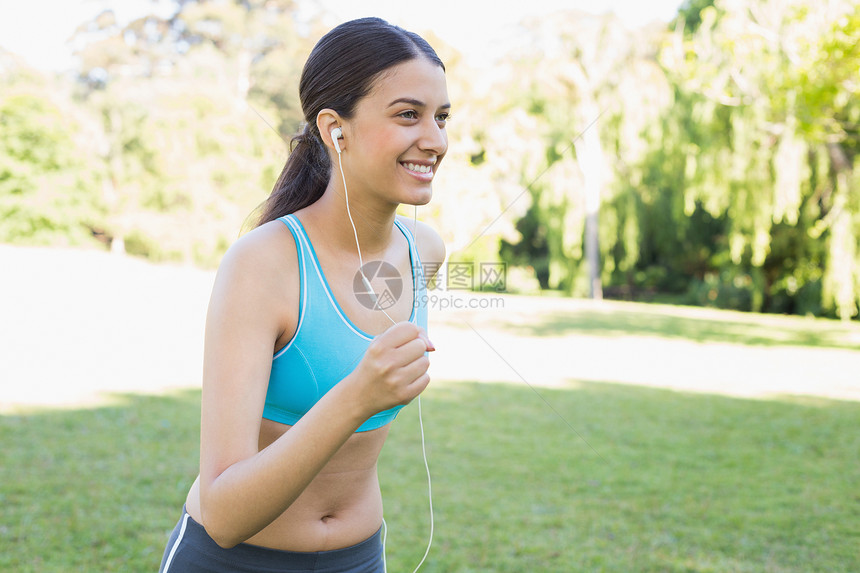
[176,506,384,568]
[246,466,385,551]
[185,461,385,552]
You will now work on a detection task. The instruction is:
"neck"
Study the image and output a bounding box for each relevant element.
[302,181,398,256]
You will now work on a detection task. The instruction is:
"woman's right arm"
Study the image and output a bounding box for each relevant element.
[196,225,431,549]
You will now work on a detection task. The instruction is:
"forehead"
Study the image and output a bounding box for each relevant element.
[364,58,449,107]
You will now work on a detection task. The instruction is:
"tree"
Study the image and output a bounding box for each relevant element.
[500,11,670,296]
[63,0,316,265]
[658,0,860,318]
[0,82,104,246]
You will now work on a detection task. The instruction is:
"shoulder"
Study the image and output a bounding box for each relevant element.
[396,215,446,266]
[221,219,295,271]
[212,219,298,301]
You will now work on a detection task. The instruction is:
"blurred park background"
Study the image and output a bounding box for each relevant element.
[2,0,859,318]
[2,0,860,571]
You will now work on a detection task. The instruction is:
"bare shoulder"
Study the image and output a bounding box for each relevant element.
[397,215,446,266]
[218,220,297,281]
[211,219,299,312]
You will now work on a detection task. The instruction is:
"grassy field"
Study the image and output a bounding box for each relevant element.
[2,379,859,571]
[2,247,860,572]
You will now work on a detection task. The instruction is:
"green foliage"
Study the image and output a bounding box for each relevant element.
[32,0,316,267]
[497,0,859,319]
[2,0,858,316]
[500,196,551,290]
[0,92,103,245]
[656,0,860,318]
[671,0,719,34]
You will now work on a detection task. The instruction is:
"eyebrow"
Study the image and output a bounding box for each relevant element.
[387,97,452,110]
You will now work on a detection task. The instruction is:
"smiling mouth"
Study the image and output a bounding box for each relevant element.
[402,162,434,175]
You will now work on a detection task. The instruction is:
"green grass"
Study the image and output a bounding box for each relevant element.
[0,391,201,571]
[3,386,857,572]
[380,381,860,572]
[2,303,859,572]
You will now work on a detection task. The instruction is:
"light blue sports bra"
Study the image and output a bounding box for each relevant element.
[262,214,428,432]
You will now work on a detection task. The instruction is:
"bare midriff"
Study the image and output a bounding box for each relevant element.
[184,418,390,552]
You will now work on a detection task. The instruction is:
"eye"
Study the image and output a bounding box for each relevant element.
[398,110,418,120]
[435,112,451,124]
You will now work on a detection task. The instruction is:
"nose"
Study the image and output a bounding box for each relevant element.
[419,118,447,156]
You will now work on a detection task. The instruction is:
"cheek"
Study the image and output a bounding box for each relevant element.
[362,131,410,166]
[357,128,399,156]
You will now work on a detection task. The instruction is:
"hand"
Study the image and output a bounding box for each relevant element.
[349,322,435,416]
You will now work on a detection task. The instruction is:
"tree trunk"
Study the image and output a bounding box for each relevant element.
[826,143,857,319]
[575,102,604,300]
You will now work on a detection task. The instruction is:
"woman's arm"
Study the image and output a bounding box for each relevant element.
[197,224,431,548]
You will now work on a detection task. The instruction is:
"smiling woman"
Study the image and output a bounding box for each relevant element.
[157,17,448,573]
[333,59,450,209]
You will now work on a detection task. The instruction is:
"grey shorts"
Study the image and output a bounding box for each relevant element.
[159,507,385,573]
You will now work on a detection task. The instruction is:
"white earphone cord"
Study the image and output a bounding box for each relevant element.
[338,149,397,325]
[336,142,434,573]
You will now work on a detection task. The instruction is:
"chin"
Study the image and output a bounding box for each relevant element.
[395,189,433,207]
[411,193,433,207]
[415,185,434,205]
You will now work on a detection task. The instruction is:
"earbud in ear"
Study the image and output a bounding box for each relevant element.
[331,127,343,153]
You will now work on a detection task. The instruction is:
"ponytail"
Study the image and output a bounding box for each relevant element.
[254,123,331,227]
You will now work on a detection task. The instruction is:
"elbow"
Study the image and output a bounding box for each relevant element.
[199,500,249,549]
[211,533,241,550]
[201,515,246,549]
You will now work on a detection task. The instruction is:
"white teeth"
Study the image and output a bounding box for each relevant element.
[404,162,432,174]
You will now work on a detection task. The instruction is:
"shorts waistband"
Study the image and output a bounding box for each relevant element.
[179,506,383,570]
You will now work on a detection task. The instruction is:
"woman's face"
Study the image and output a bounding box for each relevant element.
[341,57,450,207]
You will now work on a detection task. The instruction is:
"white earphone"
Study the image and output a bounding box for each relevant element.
[331,127,343,153]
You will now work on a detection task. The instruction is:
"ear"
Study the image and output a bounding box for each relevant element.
[316,109,345,153]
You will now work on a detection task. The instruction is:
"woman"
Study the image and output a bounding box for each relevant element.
[159,17,449,573]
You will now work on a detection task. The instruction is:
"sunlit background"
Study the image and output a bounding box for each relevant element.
[2,0,858,312]
[1,0,858,449]
[2,1,860,570]
[2,0,685,71]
